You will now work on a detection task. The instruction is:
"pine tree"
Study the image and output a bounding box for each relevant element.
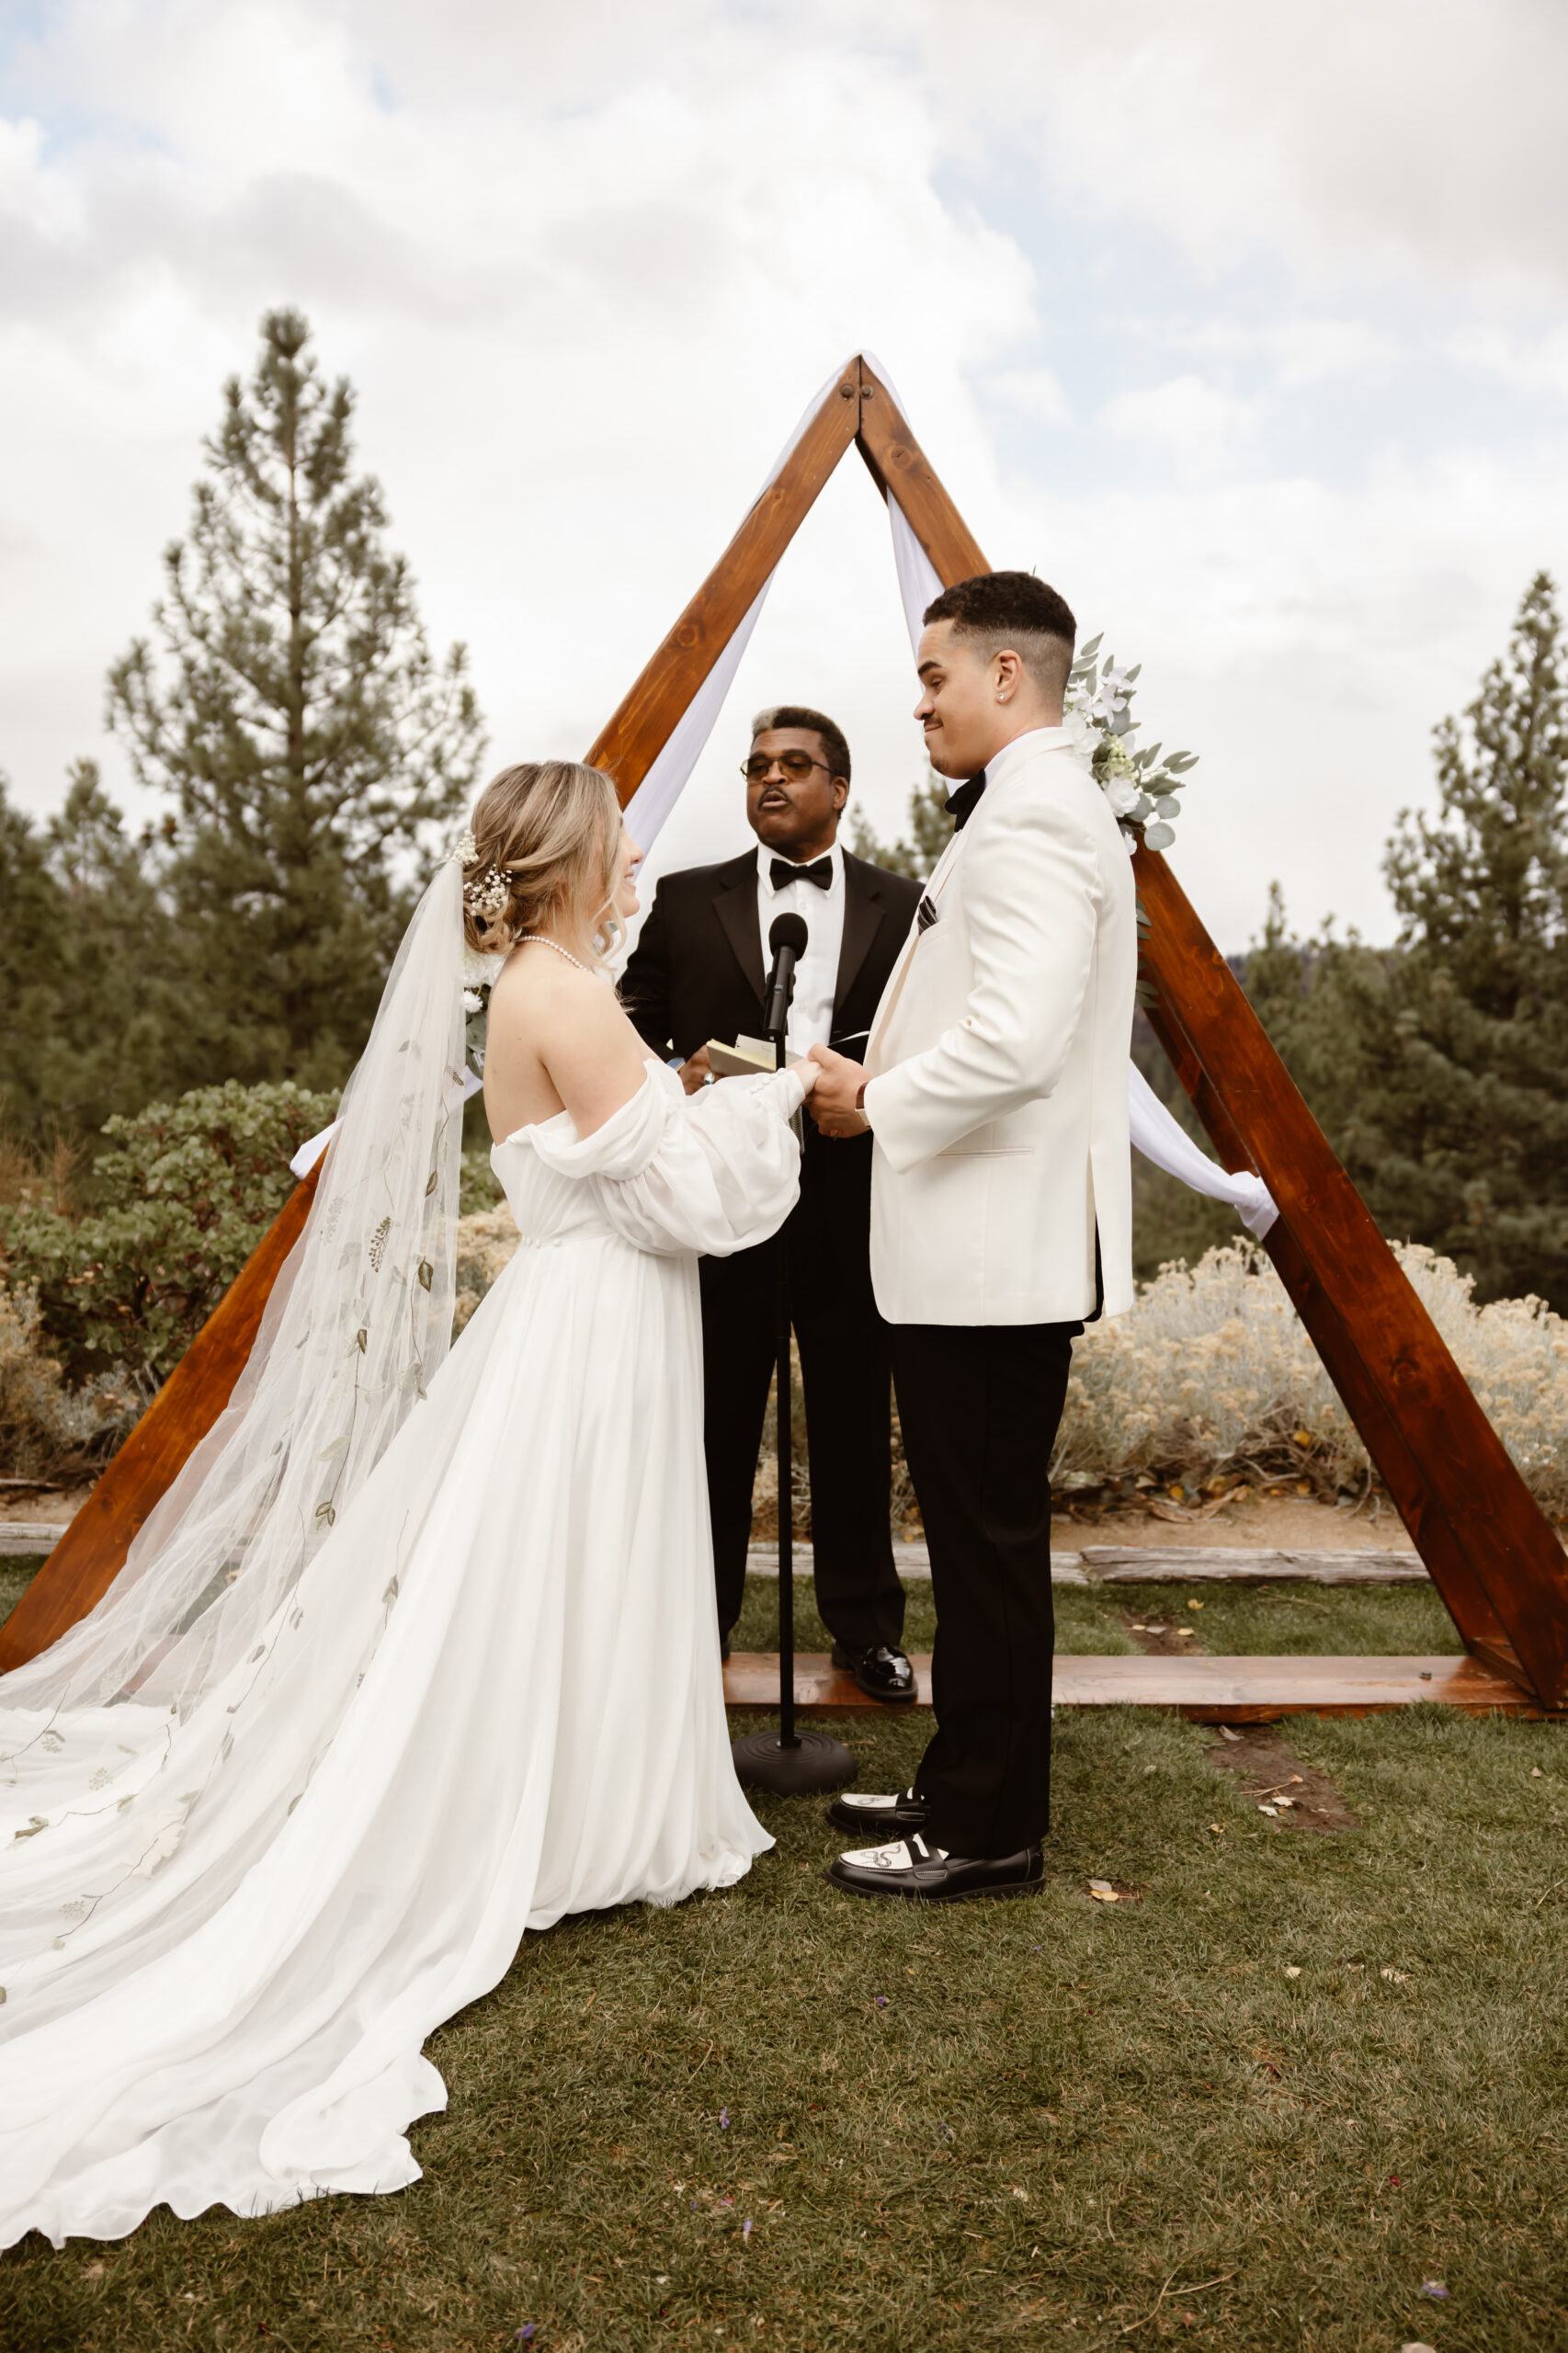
[1374,571,1568,1302]
[108,309,487,1090]
[1248,575,1568,1306]
[0,765,179,1150]
[846,767,954,879]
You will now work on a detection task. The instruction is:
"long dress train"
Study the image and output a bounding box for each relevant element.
[0,1059,804,2247]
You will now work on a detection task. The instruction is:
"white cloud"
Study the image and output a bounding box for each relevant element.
[1097,373,1265,482]
[930,0,1568,294]
[990,366,1074,426]
[1445,324,1568,399]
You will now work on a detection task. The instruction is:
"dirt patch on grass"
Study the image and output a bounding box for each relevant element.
[1205,1727,1358,1833]
[1120,1606,1206,1658]
[1065,1490,1417,1552]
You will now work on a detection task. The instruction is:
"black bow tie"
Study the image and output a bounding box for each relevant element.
[769,854,833,892]
[944,776,987,831]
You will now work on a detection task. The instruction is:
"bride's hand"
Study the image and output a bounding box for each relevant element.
[803,1042,868,1134]
[793,1060,820,1098]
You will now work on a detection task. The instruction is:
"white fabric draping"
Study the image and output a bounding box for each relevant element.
[1127,1063,1277,1240]
[619,365,847,860]
[620,580,773,857]
[872,433,1279,1244]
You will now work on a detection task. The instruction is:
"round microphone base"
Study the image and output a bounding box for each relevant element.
[731,1728,857,1796]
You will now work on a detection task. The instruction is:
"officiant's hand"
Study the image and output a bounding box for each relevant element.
[805,1044,869,1137]
[677,1047,712,1095]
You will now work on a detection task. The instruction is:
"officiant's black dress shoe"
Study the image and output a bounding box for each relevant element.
[826,1834,1044,1904]
[824,1786,928,1836]
[830,1642,916,1703]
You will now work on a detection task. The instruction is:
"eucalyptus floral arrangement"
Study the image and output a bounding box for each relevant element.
[460,947,507,1078]
[1064,632,1199,854]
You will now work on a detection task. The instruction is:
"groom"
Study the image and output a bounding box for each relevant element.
[807,572,1136,1902]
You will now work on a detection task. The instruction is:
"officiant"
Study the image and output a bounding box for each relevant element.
[622,706,923,1699]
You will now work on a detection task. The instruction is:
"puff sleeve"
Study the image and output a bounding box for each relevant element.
[525,1062,806,1256]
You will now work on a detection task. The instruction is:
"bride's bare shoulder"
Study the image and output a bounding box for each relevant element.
[488,946,639,1054]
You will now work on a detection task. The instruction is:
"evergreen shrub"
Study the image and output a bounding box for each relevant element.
[0,1080,337,1387]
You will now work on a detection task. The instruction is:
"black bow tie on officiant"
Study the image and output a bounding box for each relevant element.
[769,854,834,892]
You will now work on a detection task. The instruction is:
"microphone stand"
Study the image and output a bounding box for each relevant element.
[731,940,856,1801]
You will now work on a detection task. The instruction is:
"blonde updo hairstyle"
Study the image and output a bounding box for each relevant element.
[460,760,626,969]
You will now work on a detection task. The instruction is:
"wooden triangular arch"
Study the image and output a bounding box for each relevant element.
[6,356,1566,1713]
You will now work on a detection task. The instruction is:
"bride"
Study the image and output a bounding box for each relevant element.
[0,758,815,2249]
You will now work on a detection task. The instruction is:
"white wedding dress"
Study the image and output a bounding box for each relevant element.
[0,861,806,2250]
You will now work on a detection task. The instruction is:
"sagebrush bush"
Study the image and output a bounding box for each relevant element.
[1054,1240,1568,1518]
[454,1201,522,1333]
[0,1280,145,1481]
[448,1224,1568,1525]
[0,1080,338,1385]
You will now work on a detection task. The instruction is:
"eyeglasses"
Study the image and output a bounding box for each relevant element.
[742,751,831,784]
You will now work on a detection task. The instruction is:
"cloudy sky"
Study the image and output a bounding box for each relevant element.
[2,0,1565,948]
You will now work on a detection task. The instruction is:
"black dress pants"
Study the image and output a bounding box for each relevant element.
[889,1319,1077,1859]
[699,1176,905,1656]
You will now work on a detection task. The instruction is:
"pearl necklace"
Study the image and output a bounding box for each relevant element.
[515,934,591,974]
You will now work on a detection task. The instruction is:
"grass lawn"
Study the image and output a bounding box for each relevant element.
[3,1558,1566,2351]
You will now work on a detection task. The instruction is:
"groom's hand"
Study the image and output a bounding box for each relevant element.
[806,1044,869,1138]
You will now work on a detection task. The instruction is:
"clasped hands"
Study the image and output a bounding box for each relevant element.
[676,1041,860,1130]
[803,1043,869,1138]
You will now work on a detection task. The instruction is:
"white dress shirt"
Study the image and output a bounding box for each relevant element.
[756,839,846,1052]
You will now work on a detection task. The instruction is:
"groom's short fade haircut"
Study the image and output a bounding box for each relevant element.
[751,704,851,785]
[923,572,1077,700]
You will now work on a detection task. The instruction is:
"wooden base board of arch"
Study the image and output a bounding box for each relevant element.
[0,1165,322,1675]
[722,1651,1558,1721]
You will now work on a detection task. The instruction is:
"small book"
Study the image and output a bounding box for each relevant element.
[705,1033,804,1077]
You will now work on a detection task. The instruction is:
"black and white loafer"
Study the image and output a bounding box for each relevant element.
[825,1833,1044,1904]
[824,1786,928,1836]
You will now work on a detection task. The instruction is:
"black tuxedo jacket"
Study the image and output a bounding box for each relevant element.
[622,846,922,1069]
[622,847,923,1271]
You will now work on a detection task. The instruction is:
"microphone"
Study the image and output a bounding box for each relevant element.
[763,911,809,1050]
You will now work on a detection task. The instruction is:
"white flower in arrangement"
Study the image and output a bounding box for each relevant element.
[461,946,508,993]
[1064,631,1199,855]
[461,989,484,1016]
[1062,707,1096,758]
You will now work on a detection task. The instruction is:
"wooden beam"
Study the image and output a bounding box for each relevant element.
[1080,1548,1435,1586]
[585,366,864,805]
[722,1650,1550,1719]
[854,359,989,583]
[0,1165,322,1673]
[1133,845,1568,1705]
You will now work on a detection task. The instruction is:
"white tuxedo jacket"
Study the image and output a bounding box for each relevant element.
[862,727,1136,1326]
